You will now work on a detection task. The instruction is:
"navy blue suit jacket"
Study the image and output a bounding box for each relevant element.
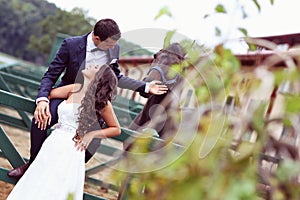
[37,33,146,99]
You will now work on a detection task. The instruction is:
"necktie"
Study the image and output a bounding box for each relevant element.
[91,47,100,52]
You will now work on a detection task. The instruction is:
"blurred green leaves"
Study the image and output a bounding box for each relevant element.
[215,4,227,14]
[112,1,300,200]
[285,95,300,113]
[154,6,172,20]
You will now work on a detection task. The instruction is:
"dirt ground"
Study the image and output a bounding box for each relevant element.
[0,121,120,200]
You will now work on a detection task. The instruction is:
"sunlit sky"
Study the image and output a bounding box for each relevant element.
[46,0,300,53]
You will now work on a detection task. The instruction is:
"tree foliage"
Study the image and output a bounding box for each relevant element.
[0,0,94,63]
[28,7,95,62]
[0,0,57,62]
[0,0,151,65]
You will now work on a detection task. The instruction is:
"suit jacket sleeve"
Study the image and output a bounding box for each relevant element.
[37,39,70,99]
[109,57,146,93]
[118,75,146,93]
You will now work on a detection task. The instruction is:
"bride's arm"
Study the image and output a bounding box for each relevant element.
[49,84,77,99]
[38,84,76,130]
[75,101,121,151]
[96,101,121,138]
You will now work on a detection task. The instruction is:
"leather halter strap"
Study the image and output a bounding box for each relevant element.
[146,66,178,86]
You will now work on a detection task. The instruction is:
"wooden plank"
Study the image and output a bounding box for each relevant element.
[0,72,39,99]
[86,158,121,177]
[0,90,35,113]
[0,71,40,90]
[112,106,138,127]
[0,113,30,131]
[0,77,32,129]
[2,64,45,82]
[83,192,108,200]
[0,126,25,168]
[0,63,20,70]
[112,128,135,142]
[96,144,123,157]
[112,96,143,113]
[0,150,29,162]
[0,167,18,184]
[86,176,119,192]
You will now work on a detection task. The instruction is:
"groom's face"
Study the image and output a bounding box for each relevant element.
[96,37,118,51]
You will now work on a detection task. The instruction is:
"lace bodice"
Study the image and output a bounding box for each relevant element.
[56,100,80,131]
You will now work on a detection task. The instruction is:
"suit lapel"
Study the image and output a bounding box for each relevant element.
[108,44,119,63]
[77,33,89,70]
[108,48,113,63]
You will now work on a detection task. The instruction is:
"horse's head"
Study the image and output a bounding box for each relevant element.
[143,43,186,84]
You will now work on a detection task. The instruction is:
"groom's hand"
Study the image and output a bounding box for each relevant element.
[34,100,51,130]
[148,80,168,95]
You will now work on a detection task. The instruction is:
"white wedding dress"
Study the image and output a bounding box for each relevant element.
[7,100,85,200]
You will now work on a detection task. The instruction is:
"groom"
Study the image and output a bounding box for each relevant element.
[8,18,167,178]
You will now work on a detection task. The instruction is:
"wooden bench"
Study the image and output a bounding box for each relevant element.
[0,71,40,100]
[0,63,46,83]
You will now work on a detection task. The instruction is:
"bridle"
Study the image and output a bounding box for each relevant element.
[146,65,179,88]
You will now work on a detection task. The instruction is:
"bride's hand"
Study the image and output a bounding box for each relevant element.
[74,132,94,152]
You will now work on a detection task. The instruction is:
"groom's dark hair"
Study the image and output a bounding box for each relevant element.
[94,18,121,41]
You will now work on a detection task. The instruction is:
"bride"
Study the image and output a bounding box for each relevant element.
[7,64,121,200]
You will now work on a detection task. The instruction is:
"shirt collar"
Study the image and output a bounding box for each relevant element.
[87,31,98,52]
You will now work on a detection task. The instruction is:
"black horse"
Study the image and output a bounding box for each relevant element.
[128,43,187,140]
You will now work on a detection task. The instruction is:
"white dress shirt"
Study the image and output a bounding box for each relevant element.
[85,32,108,67]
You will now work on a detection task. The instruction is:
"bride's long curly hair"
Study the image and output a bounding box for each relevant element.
[74,64,118,139]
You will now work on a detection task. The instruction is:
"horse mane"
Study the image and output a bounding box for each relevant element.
[144,42,186,83]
